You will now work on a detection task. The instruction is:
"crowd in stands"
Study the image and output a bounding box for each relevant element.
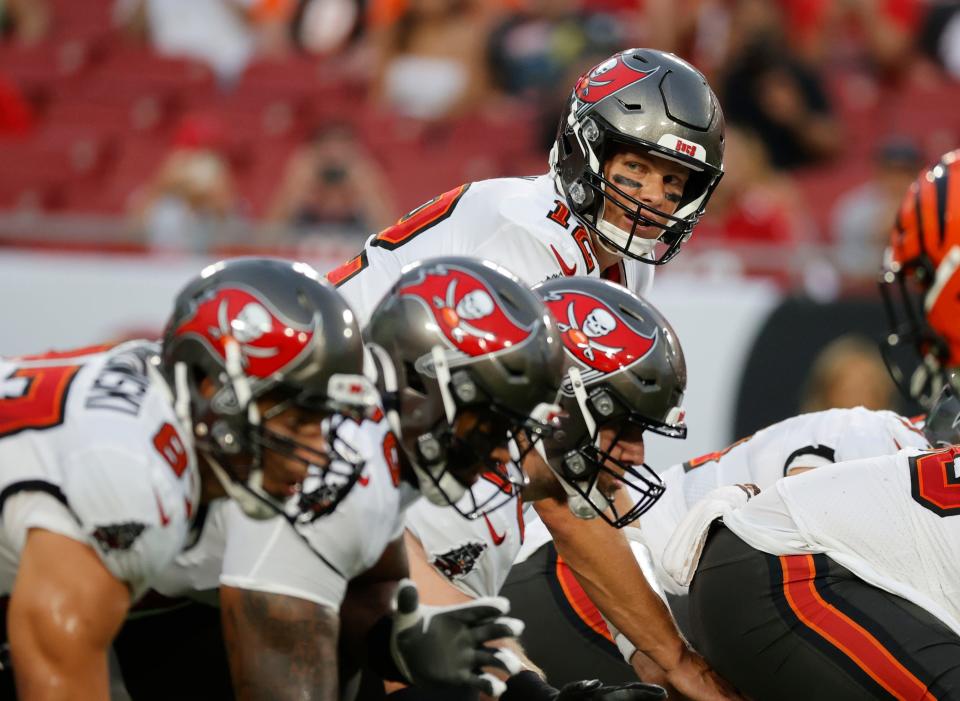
[0,0,958,289]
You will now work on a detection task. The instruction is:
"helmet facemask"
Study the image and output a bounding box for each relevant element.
[552,104,723,265]
[406,347,557,519]
[923,383,960,447]
[880,248,958,408]
[545,367,682,528]
[173,337,375,522]
[580,134,720,265]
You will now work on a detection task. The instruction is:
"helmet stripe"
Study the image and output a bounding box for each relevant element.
[934,161,950,246]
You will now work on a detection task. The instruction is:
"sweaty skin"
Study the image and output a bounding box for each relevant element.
[9,530,130,701]
[220,585,341,701]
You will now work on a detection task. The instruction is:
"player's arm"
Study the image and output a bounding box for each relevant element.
[534,496,745,701]
[339,535,409,677]
[220,584,340,701]
[8,529,131,701]
[397,528,544,691]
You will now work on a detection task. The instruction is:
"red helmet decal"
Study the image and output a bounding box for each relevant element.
[545,291,654,373]
[574,53,659,105]
[398,266,534,356]
[174,288,314,378]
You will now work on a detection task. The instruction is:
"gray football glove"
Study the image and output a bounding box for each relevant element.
[389,579,524,697]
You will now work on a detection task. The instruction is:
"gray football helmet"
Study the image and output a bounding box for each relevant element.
[535,277,686,527]
[365,257,565,518]
[161,257,378,521]
[550,48,724,265]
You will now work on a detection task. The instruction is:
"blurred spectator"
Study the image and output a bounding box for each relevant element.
[369,0,504,120]
[722,35,842,170]
[919,1,960,80]
[0,0,49,44]
[291,0,363,55]
[779,0,922,77]
[800,334,898,412]
[266,122,397,237]
[116,0,297,83]
[697,126,814,247]
[130,114,240,253]
[0,74,35,137]
[831,136,922,279]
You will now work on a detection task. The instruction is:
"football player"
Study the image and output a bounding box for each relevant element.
[326,48,725,324]
[217,258,572,700]
[327,48,738,701]
[669,150,960,699]
[401,278,735,700]
[0,257,377,699]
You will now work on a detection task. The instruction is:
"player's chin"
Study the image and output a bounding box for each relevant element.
[261,466,308,499]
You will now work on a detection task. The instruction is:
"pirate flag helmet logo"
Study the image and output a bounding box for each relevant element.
[545,290,656,382]
[534,277,686,528]
[397,262,537,358]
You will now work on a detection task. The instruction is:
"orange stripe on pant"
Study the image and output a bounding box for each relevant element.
[780,554,936,701]
[555,555,614,643]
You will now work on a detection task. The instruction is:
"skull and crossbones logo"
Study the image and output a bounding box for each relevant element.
[433,280,496,343]
[209,300,279,360]
[557,303,623,362]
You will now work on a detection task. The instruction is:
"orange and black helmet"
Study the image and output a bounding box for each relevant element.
[880,149,960,406]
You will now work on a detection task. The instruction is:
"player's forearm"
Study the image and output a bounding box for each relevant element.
[220,586,339,701]
[534,497,686,670]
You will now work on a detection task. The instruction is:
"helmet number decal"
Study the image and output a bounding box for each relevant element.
[0,365,81,439]
[909,446,960,517]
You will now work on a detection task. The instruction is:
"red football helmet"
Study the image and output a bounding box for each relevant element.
[880,149,960,406]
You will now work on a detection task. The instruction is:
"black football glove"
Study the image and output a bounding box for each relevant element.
[389,579,524,696]
[556,679,667,701]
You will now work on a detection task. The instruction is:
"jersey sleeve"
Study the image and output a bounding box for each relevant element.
[328,185,475,324]
[220,502,349,609]
[60,446,187,600]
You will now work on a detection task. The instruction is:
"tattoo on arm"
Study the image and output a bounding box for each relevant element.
[221,586,340,701]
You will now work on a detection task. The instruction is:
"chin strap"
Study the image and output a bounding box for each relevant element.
[203,452,282,520]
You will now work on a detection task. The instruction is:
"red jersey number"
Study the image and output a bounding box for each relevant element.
[0,365,81,439]
[153,423,190,478]
[371,184,470,250]
[909,447,960,517]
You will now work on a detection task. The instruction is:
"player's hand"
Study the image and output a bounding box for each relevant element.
[662,649,746,701]
[389,579,524,696]
[556,678,667,700]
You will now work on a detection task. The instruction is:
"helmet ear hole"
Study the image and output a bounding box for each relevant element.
[404,361,427,395]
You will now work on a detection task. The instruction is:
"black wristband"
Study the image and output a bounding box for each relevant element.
[365,614,407,683]
[501,670,558,701]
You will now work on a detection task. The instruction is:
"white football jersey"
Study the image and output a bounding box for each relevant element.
[327,174,654,324]
[405,479,531,598]
[641,407,931,591]
[0,342,199,600]
[724,446,960,637]
[220,414,420,609]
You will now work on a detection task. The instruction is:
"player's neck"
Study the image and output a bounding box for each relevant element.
[590,231,622,273]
